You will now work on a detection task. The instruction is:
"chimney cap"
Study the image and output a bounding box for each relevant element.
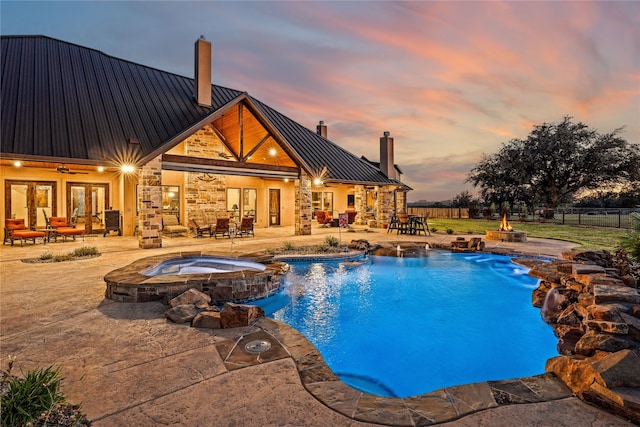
[199,35,206,40]
[319,120,324,125]
[383,131,390,137]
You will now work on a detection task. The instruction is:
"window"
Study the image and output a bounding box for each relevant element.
[162,186,180,215]
[243,188,257,217]
[312,191,333,215]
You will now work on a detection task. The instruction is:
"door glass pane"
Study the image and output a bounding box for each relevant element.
[312,192,321,216]
[10,184,28,223]
[322,192,333,213]
[71,186,86,225]
[243,188,256,217]
[226,188,241,222]
[36,185,53,228]
[92,186,106,226]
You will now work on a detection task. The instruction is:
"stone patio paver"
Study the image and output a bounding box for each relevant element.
[0,226,631,426]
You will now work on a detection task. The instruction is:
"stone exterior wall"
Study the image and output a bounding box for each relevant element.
[137,155,163,249]
[184,126,228,223]
[295,172,312,235]
[185,173,226,224]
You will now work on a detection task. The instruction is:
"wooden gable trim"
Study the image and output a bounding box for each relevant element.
[161,153,299,178]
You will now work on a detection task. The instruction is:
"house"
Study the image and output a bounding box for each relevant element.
[1,35,410,248]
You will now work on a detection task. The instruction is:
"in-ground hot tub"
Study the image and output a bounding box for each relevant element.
[104,252,288,303]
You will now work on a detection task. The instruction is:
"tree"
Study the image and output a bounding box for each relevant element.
[466,117,640,209]
[451,190,473,207]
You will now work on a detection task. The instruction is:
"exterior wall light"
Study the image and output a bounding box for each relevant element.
[313,178,322,186]
[13,160,22,167]
[269,148,277,156]
[97,166,104,172]
[121,165,135,173]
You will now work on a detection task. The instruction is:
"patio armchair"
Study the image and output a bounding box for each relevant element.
[48,217,85,242]
[315,211,332,227]
[396,213,410,234]
[211,217,230,239]
[3,219,47,246]
[162,214,188,237]
[236,216,254,237]
[189,218,211,238]
[345,210,357,225]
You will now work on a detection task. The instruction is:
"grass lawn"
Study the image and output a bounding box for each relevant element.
[426,218,627,252]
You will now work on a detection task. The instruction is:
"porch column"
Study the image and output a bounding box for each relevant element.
[137,155,163,249]
[354,185,367,225]
[377,186,394,228]
[295,171,312,235]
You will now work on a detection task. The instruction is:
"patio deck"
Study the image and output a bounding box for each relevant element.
[0,225,630,426]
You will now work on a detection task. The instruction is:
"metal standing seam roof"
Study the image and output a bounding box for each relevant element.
[1,35,404,186]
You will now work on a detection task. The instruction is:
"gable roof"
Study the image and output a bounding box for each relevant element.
[1,35,401,186]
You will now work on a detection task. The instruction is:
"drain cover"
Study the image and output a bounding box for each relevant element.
[245,339,272,354]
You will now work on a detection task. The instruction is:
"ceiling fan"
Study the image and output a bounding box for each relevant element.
[56,164,88,175]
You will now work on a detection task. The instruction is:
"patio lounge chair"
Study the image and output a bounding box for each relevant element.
[3,219,46,246]
[162,214,188,237]
[48,217,84,242]
[212,217,230,239]
[189,218,211,238]
[236,216,254,237]
[316,211,332,227]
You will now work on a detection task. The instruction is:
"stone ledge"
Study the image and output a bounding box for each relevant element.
[532,249,640,423]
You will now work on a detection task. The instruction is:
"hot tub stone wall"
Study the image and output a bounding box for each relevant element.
[520,250,640,423]
[104,252,289,304]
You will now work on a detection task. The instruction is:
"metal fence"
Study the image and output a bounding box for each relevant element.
[550,208,639,229]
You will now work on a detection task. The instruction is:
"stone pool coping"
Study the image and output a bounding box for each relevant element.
[218,316,574,425]
[103,251,288,303]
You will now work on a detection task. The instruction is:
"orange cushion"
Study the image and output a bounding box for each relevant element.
[11,230,45,238]
[5,219,26,230]
[49,217,69,227]
[56,227,83,236]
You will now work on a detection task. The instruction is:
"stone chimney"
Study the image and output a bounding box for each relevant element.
[316,120,327,138]
[380,131,394,179]
[194,36,212,107]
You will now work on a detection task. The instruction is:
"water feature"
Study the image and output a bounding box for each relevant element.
[142,256,266,276]
[252,251,558,398]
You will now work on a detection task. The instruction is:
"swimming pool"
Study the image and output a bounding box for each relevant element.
[253,251,558,398]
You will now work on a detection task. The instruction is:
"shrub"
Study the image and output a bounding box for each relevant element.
[39,252,53,260]
[1,365,66,427]
[72,246,99,257]
[324,235,339,247]
[316,244,331,253]
[446,228,454,235]
[620,212,640,260]
[52,254,74,262]
[282,241,296,251]
[430,227,438,233]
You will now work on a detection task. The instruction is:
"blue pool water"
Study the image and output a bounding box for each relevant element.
[253,251,558,398]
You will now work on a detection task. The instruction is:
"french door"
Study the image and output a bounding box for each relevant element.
[5,180,57,229]
[67,183,108,234]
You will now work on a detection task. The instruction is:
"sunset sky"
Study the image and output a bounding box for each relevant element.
[2,1,638,202]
